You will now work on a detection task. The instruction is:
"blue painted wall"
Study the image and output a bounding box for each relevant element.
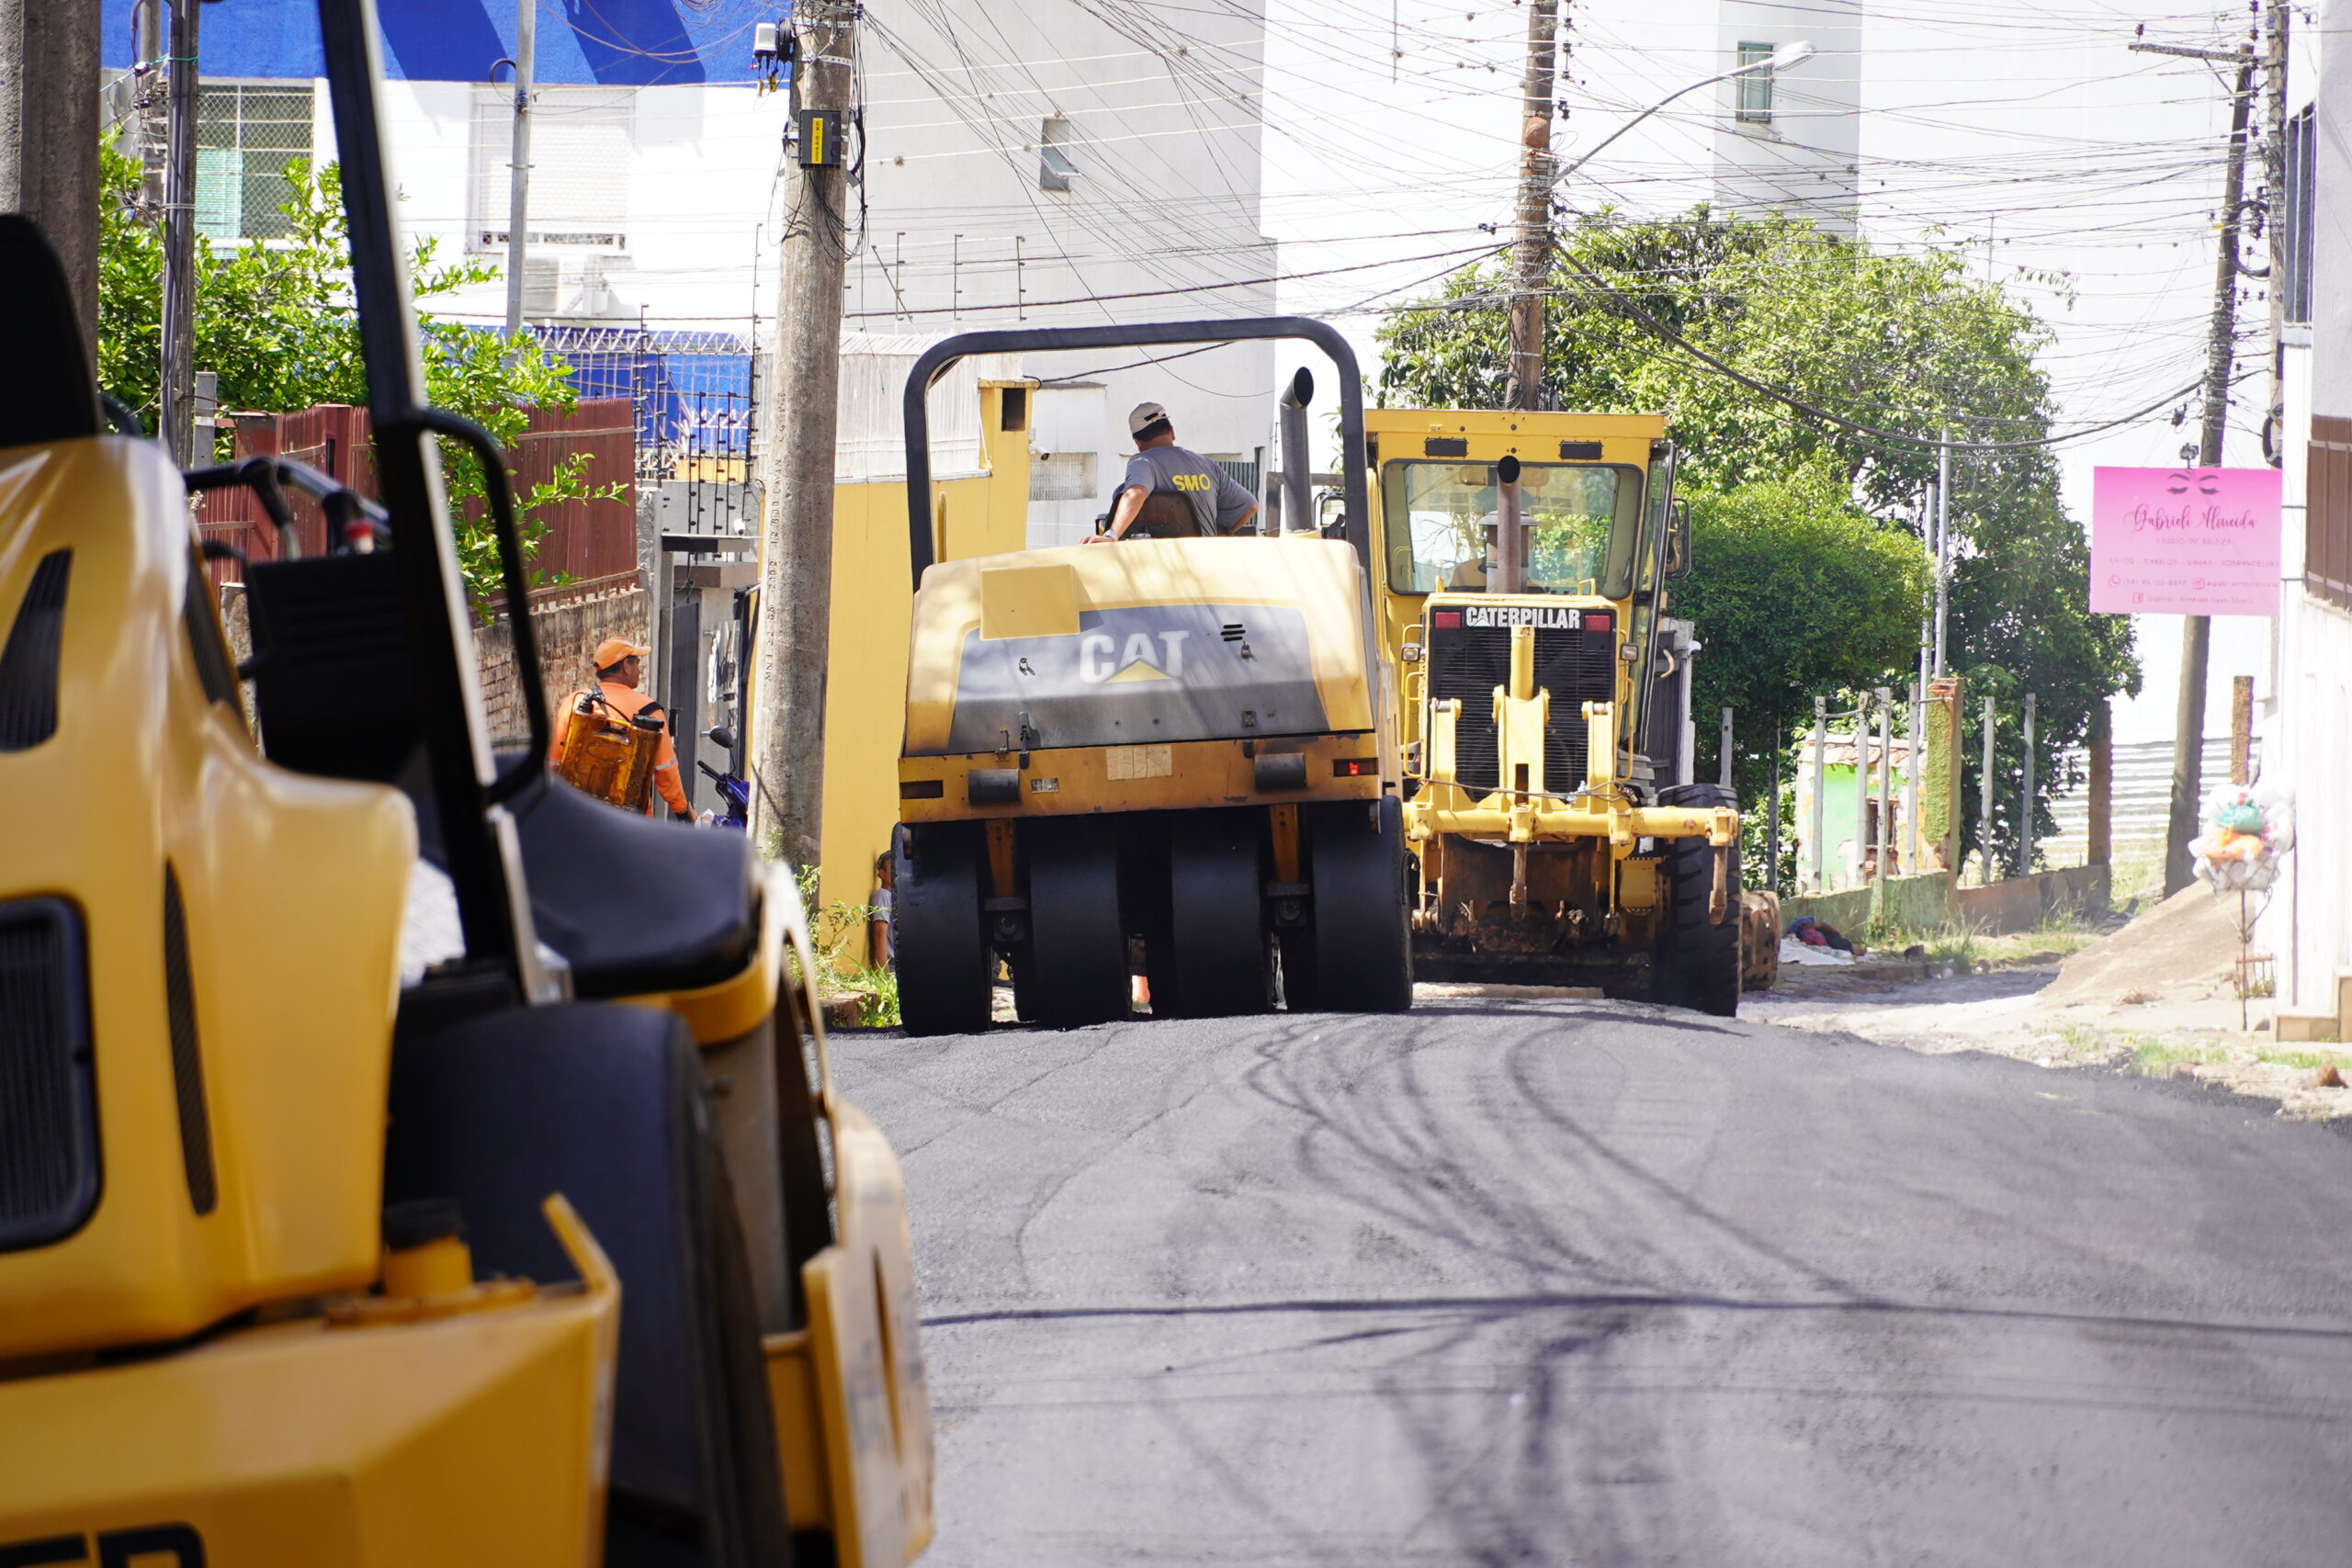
[100,0,780,86]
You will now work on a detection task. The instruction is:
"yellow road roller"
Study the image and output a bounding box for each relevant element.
[888,321,1411,1033]
[0,5,929,1564]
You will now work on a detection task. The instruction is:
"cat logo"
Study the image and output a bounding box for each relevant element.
[1080,629,1190,684]
[0,1524,204,1566]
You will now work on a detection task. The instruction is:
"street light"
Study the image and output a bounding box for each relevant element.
[1551,39,1817,189]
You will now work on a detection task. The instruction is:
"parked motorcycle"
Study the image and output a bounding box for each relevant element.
[697,723,750,830]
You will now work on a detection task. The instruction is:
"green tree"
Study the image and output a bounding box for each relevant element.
[1377,208,2137,874]
[96,141,617,606]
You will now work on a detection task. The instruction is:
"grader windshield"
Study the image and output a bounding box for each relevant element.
[1383,459,1645,597]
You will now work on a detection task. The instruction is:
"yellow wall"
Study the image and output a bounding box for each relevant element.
[815,382,1033,931]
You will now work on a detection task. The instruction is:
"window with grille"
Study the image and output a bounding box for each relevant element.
[1735,42,1775,125]
[1029,451,1097,502]
[196,85,315,242]
[471,86,634,253]
[2282,107,2315,327]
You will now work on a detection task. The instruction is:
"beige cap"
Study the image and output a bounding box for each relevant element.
[1128,400,1170,435]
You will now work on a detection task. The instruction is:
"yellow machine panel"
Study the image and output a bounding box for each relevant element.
[0,437,415,1360]
[903,535,1376,755]
[0,1199,618,1568]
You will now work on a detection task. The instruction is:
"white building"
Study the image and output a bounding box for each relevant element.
[114,0,1282,547]
[2260,5,2352,1037]
[1711,0,1861,234]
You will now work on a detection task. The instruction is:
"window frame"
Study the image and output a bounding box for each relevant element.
[193,80,319,244]
[1735,42,1776,126]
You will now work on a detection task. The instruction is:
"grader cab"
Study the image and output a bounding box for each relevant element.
[1373,411,1747,1014]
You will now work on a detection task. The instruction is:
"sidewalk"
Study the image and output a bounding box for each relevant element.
[1743,888,2352,1122]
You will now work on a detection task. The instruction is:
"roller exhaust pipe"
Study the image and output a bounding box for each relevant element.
[1277,366,1314,536]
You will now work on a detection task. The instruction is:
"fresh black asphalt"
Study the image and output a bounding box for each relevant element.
[831,998,2352,1566]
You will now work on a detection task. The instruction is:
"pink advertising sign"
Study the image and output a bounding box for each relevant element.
[2090,466,2280,617]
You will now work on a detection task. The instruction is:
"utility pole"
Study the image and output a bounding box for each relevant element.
[1809,696,1826,893]
[0,1,100,361]
[2018,691,2036,879]
[2262,5,2290,466]
[1979,694,1996,886]
[2135,32,2256,897]
[1504,0,1560,411]
[752,0,857,872]
[501,0,535,340]
[160,0,201,465]
[1933,434,1951,676]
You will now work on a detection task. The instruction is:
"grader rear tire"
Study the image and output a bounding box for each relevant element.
[1654,783,1742,1018]
[1021,818,1133,1029]
[1158,812,1272,1020]
[892,823,992,1037]
[1282,797,1412,1014]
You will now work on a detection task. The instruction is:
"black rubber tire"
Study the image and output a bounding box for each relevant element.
[1655,783,1742,1018]
[1283,797,1413,1013]
[1158,811,1272,1019]
[1022,817,1133,1029]
[892,822,992,1037]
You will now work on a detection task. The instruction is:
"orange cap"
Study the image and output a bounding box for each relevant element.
[593,637,649,670]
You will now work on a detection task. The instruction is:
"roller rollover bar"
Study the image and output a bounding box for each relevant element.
[899,316,1374,588]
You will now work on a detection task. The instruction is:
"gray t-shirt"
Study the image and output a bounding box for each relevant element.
[1119,445,1256,536]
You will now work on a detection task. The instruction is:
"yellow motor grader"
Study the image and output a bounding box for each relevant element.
[0,4,930,1564]
[888,322,1411,1033]
[1368,409,1746,1014]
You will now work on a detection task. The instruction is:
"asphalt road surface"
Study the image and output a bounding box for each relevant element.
[834,996,2352,1566]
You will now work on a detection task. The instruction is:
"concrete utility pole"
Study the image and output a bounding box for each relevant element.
[2087,700,2112,869]
[1718,706,1734,791]
[1979,694,1996,886]
[2136,33,2256,896]
[752,0,857,871]
[2262,6,2290,468]
[501,0,535,340]
[1809,697,1826,893]
[1504,0,1560,411]
[160,0,202,465]
[2018,691,2036,878]
[0,1,100,363]
[1933,435,1951,676]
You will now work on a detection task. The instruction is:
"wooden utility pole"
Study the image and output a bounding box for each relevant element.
[160,0,202,464]
[0,1,100,362]
[751,0,857,872]
[1504,0,1561,411]
[2139,34,2256,897]
[2229,674,2255,784]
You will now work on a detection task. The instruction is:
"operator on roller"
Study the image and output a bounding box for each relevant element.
[549,637,696,821]
[1088,400,1259,542]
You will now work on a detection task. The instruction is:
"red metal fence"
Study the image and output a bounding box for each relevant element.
[195,399,637,584]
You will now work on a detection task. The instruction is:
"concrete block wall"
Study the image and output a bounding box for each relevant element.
[476,570,649,744]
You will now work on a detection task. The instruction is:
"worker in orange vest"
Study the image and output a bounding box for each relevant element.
[550,637,695,821]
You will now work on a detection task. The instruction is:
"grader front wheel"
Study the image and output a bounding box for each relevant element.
[1654,782,1743,1018]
